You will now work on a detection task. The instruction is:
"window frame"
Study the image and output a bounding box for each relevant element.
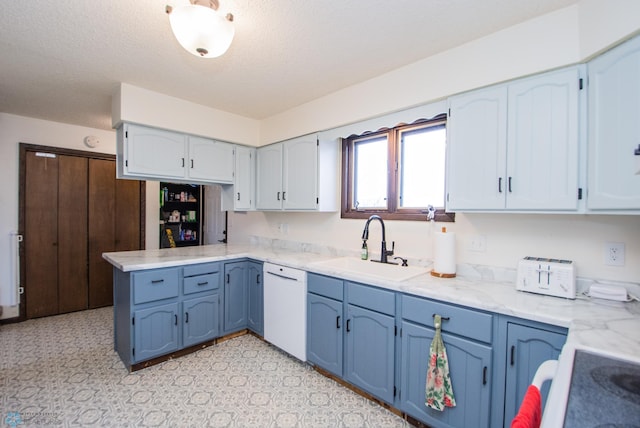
[341,115,454,222]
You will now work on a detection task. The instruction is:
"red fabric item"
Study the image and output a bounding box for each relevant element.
[511,385,542,428]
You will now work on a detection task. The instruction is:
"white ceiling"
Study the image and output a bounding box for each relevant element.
[0,0,578,131]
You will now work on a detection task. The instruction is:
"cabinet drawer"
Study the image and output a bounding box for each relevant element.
[184,272,220,295]
[133,267,180,304]
[308,273,343,301]
[183,262,220,277]
[347,281,395,316]
[402,294,492,343]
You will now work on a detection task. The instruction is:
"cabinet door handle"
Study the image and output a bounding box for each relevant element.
[226,273,230,283]
[498,177,503,193]
[191,159,194,169]
[174,314,178,325]
[508,176,513,193]
[336,315,341,329]
[346,319,351,332]
[256,274,260,284]
[151,279,164,284]
[432,314,450,321]
[483,366,488,385]
[185,312,189,323]
[197,281,208,286]
[282,191,286,200]
[237,192,240,201]
[181,158,185,167]
[277,192,281,201]
[510,345,515,366]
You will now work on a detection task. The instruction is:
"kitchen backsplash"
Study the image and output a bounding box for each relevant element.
[248,235,640,300]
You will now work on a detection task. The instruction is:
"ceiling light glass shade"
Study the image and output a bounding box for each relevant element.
[168,4,234,58]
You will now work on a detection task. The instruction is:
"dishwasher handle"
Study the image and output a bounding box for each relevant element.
[265,270,299,282]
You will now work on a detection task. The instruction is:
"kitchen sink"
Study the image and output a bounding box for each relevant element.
[310,257,430,282]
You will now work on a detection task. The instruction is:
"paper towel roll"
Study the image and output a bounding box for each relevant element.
[432,227,456,278]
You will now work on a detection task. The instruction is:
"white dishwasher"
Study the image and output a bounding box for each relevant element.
[263,262,307,362]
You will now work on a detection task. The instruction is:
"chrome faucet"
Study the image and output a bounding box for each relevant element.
[361,215,395,264]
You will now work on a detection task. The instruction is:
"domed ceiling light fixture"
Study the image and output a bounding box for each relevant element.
[165,0,234,58]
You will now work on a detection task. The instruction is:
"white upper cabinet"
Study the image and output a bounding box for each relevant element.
[282,136,319,210]
[506,67,581,210]
[187,136,234,183]
[446,66,583,212]
[256,143,283,210]
[117,123,235,185]
[447,85,507,211]
[222,145,255,211]
[256,134,338,211]
[119,123,187,180]
[587,36,640,211]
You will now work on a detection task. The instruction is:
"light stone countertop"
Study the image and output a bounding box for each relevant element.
[103,244,640,363]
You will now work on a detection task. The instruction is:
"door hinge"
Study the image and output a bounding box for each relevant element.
[579,78,584,90]
[578,188,583,200]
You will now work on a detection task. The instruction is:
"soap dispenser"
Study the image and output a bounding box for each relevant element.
[361,240,368,260]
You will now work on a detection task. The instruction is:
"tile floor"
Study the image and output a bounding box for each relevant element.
[0,307,410,427]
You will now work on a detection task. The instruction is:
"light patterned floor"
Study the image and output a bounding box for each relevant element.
[0,307,410,427]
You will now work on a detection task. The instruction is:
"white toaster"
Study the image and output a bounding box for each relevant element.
[516,257,576,299]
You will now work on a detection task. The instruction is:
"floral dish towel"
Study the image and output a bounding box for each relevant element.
[425,314,456,411]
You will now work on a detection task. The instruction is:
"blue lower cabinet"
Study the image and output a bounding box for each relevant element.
[223,261,249,334]
[183,294,219,348]
[307,293,343,377]
[503,322,566,425]
[247,261,264,336]
[133,302,180,362]
[344,304,396,404]
[399,321,492,428]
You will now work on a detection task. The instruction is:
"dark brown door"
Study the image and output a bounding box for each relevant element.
[21,144,145,320]
[25,152,59,318]
[88,158,116,309]
[58,156,89,313]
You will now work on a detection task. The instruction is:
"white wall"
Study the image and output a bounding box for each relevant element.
[259,6,582,145]
[113,83,261,146]
[229,210,640,282]
[0,113,159,317]
[229,1,640,284]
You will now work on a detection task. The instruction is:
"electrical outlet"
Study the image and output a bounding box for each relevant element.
[468,235,487,252]
[604,242,625,266]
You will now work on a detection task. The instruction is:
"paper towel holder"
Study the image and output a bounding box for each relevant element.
[431,226,456,278]
[431,271,456,278]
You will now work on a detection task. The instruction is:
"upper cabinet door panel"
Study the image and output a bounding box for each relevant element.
[446,86,508,211]
[588,36,640,210]
[256,144,283,210]
[234,145,255,211]
[506,67,581,210]
[125,124,187,179]
[187,137,234,183]
[283,136,318,210]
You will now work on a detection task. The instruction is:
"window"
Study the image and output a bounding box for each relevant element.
[341,115,453,221]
